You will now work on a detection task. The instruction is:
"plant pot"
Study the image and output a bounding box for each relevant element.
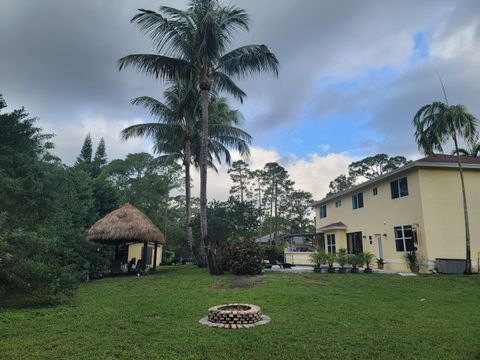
[338,267,347,273]
[327,267,335,273]
[377,263,384,270]
[364,268,373,274]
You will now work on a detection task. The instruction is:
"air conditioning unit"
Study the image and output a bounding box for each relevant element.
[435,258,465,274]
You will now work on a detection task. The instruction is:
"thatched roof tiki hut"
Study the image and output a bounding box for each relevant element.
[85,203,166,274]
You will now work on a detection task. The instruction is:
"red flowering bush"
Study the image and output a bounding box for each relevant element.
[227,238,263,275]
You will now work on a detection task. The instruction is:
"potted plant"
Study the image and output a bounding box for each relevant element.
[336,248,348,273]
[376,257,385,270]
[326,253,336,273]
[348,253,360,273]
[362,252,374,273]
[309,252,327,273]
[404,251,419,273]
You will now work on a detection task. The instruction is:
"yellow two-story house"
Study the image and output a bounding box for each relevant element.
[309,155,480,272]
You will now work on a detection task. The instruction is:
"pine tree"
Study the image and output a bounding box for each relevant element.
[92,138,107,177]
[76,134,93,165]
[228,160,251,202]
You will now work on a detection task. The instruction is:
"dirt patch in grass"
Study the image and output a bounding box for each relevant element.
[300,274,323,285]
[229,275,263,289]
[208,282,226,290]
[304,278,323,285]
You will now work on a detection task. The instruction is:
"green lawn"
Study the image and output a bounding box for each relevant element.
[1,266,479,360]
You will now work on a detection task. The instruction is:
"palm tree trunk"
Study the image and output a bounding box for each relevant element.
[453,135,472,274]
[269,197,273,245]
[200,88,223,275]
[274,178,278,244]
[184,140,206,267]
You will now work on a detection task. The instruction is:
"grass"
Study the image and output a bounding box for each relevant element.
[1,266,480,360]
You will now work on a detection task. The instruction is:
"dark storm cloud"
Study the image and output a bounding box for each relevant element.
[233,0,453,134]
[1,0,479,164]
[0,0,175,121]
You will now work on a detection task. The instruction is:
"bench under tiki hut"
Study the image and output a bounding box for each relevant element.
[85,203,165,273]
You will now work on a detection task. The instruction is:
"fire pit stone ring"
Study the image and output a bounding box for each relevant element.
[199,303,270,329]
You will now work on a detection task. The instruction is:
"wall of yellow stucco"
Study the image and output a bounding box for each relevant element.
[314,166,480,272]
[315,169,425,272]
[127,243,163,267]
[418,167,480,270]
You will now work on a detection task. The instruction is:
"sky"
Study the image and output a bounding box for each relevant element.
[1,0,480,201]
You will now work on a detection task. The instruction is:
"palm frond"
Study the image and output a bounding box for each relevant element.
[118,54,191,81]
[452,148,470,156]
[121,122,184,144]
[218,45,279,78]
[212,71,246,102]
[130,96,173,119]
[131,9,193,58]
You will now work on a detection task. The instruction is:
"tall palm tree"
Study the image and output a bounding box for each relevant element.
[413,101,478,274]
[121,83,251,269]
[118,0,278,274]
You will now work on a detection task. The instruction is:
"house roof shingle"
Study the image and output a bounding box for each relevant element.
[417,154,480,165]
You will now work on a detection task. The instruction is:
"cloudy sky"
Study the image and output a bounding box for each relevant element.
[1,0,479,200]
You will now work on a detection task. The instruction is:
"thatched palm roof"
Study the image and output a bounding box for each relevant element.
[85,203,165,244]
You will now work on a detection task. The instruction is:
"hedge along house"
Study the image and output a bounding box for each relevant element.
[85,203,165,273]
[306,155,480,273]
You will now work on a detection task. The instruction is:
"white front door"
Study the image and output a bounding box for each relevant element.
[376,234,383,259]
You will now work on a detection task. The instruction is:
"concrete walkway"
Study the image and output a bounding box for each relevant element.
[264,265,405,275]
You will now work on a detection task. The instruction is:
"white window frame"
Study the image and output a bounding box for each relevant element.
[335,199,342,208]
[394,225,414,252]
[319,204,327,218]
[327,234,336,254]
[373,187,378,196]
[352,192,364,210]
[391,177,409,199]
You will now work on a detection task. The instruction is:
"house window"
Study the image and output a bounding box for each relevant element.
[327,234,336,254]
[352,192,364,210]
[391,177,408,199]
[335,200,342,208]
[319,205,327,218]
[373,187,378,196]
[394,225,415,252]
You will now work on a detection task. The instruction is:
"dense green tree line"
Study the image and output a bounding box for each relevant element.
[0,95,187,306]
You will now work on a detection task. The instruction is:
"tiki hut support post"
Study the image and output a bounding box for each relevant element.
[142,241,148,268]
[153,242,158,271]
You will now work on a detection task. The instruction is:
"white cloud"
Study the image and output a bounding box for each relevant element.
[189,147,351,202]
[43,116,151,165]
[430,21,480,60]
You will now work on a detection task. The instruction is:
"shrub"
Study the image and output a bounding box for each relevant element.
[162,249,176,265]
[404,251,419,273]
[336,248,348,269]
[347,254,360,272]
[325,253,336,272]
[0,227,78,306]
[362,252,374,269]
[259,244,284,264]
[227,238,263,275]
[309,252,327,269]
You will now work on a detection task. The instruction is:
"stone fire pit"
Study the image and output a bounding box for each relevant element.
[199,303,270,329]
